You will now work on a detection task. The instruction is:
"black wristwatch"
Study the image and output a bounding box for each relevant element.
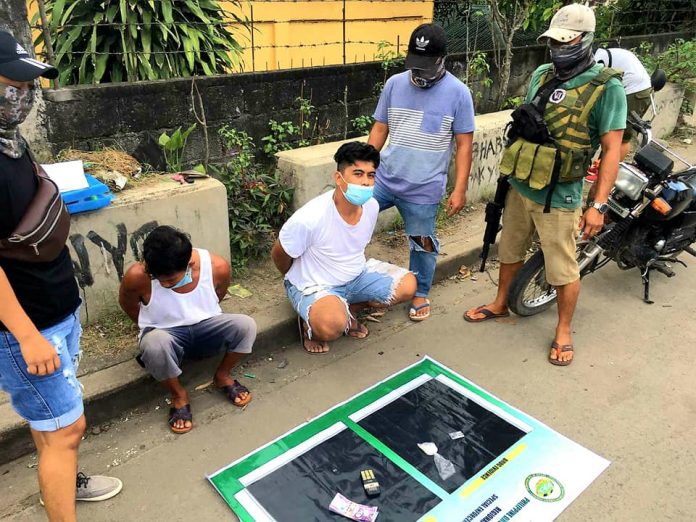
[591,201,609,214]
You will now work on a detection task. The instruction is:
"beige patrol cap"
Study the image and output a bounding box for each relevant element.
[538,3,596,43]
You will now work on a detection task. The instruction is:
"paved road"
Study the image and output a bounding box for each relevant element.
[2,255,695,521]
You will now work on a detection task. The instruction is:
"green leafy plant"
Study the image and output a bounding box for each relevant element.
[634,38,696,114]
[35,0,247,85]
[261,120,298,156]
[351,115,375,135]
[215,127,293,273]
[373,40,405,94]
[502,96,524,110]
[594,0,696,39]
[159,123,197,172]
[261,94,328,157]
[467,51,493,107]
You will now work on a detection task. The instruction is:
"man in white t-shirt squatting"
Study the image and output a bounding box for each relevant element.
[271,142,417,354]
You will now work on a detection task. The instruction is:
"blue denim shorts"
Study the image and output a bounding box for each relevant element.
[285,259,409,337]
[0,308,83,432]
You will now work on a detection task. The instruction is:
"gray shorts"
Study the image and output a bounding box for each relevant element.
[137,314,256,381]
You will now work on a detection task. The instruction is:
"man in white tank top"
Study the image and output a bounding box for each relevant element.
[119,226,256,434]
[271,142,417,354]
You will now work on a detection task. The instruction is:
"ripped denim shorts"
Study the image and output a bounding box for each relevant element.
[284,258,409,339]
[0,307,83,432]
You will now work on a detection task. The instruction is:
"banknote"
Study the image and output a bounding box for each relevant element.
[329,493,379,522]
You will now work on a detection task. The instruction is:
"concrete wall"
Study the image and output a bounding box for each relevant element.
[23,31,693,165]
[649,83,687,138]
[276,109,513,225]
[276,77,687,219]
[68,177,230,324]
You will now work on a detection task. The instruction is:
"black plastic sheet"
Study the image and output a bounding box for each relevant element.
[358,379,526,493]
[247,428,441,521]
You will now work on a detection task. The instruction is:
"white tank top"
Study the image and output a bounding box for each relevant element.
[138,248,222,331]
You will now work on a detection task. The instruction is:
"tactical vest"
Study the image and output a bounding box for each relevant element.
[500,65,623,190]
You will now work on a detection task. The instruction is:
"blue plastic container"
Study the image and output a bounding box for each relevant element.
[60,174,114,215]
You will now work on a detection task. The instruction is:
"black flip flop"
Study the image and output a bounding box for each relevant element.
[463,305,510,323]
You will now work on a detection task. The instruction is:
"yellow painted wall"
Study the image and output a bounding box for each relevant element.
[221,1,433,72]
[28,0,433,75]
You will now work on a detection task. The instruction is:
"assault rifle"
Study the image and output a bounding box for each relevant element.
[479,175,510,272]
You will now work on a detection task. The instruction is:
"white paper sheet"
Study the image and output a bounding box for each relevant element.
[41,160,89,192]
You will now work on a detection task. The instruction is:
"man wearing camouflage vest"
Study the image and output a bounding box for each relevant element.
[464,4,627,366]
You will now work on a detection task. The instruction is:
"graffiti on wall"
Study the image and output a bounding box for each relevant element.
[69,220,159,289]
[470,134,505,185]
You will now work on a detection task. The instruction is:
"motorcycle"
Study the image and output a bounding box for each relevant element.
[507,70,696,316]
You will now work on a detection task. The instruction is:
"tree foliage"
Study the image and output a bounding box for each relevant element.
[593,0,696,39]
[34,0,248,85]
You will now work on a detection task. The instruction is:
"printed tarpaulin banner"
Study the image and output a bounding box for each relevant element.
[207,357,609,521]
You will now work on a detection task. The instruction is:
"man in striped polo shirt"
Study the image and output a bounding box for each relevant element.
[368,23,475,322]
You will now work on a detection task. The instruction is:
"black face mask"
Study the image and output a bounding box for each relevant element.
[409,57,446,89]
[549,32,595,80]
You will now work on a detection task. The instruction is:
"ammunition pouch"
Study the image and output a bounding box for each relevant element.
[507,103,553,145]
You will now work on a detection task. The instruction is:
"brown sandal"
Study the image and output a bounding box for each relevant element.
[548,341,574,366]
[463,305,510,323]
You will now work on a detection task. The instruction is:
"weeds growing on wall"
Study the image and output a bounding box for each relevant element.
[373,40,405,95]
[159,124,197,172]
[351,115,375,135]
[262,93,329,157]
[216,126,293,273]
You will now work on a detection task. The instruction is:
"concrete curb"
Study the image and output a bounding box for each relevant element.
[0,241,495,466]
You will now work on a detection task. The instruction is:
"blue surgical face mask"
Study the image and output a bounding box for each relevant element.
[339,173,374,206]
[169,266,193,289]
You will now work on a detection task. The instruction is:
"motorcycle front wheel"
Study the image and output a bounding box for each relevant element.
[507,241,601,317]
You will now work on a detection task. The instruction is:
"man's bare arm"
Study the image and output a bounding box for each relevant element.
[447,132,474,216]
[580,129,624,239]
[368,121,389,151]
[0,267,62,376]
[271,239,294,275]
[211,254,232,302]
[119,265,146,324]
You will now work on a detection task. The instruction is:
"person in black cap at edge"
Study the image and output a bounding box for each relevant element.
[0,31,122,519]
[368,23,475,322]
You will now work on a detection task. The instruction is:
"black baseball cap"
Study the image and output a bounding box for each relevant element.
[0,31,58,82]
[405,23,447,70]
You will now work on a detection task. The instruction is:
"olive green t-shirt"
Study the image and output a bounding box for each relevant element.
[509,63,628,209]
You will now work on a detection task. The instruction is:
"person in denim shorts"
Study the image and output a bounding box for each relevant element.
[0,31,121,519]
[368,23,475,322]
[271,142,417,354]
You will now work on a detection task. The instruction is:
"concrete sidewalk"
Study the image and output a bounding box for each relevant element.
[0,212,491,465]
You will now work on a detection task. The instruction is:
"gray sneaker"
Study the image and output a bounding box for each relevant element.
[75,472,123,502]
[39,472,123,505]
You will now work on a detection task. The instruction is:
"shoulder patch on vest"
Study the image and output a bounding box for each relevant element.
[549,89,567,104]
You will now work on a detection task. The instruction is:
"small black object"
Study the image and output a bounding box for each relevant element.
[360,469,381,497]
[635,143,674,180]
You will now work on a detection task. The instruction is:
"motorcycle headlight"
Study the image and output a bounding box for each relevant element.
[614,164,649,200]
